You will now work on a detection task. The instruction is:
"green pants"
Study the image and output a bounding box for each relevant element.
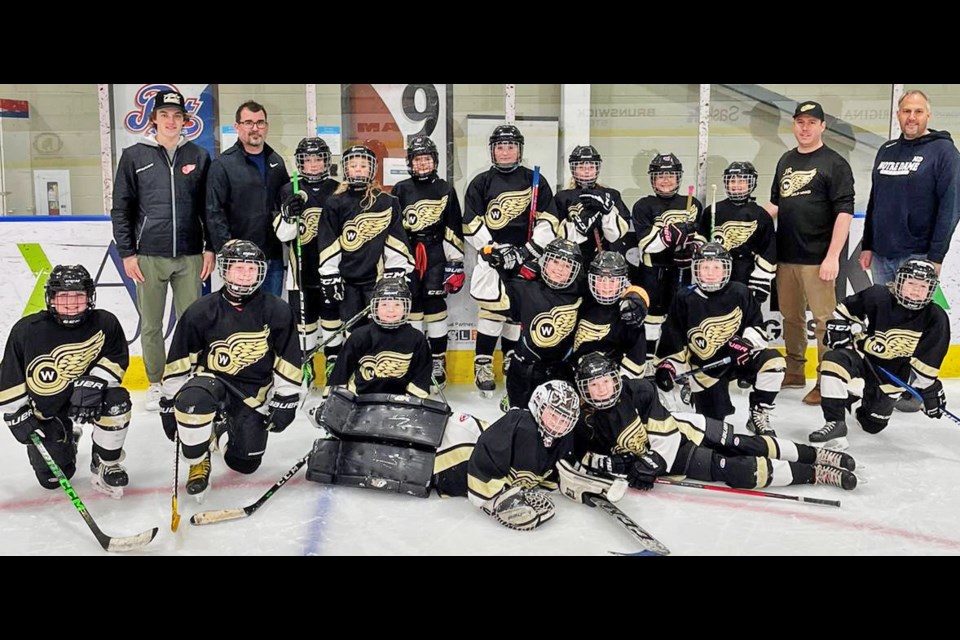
[137,254,203,383]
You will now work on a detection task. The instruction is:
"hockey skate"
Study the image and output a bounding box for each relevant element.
[813,463,857,490]
[808,420,849,450]
[90,451,128,499]
[474,355,495,399]
[814,447,856,472]
[187,451,212,503]
[431,354,447,392]
[745,403,776,437]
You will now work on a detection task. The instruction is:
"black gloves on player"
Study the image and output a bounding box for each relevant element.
[824,318,853,349]
[578,189,615,215]
[443,262,465,294]
[320,275,344,304]
[654,361,677,392]
[920,380,947,419]
[158,396,178,442]
[281,190,307,223]
[619,286,649,327]
[727,335,754,366]
[481,244,523,272]
[660,222,690,250]
[748,276,771,304]
[4,404,48,445]
[571,209,602,237]
[67,375,107,423]
[626,451,667,491]
[265,393,299,433]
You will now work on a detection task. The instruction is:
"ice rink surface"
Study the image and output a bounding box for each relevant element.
[3,380,960,556]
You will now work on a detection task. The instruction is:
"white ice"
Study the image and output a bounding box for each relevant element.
[3,381,960,556]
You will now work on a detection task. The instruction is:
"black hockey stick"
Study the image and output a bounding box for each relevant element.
[29,432,158,552]
[291,171,313,390]
[652,478,841,508]
[584,493,670,556]
[304,304,371,360]
[675,356,733,383]
[171,432,181,532]
[875,364,960,427]
[190,452,310,525]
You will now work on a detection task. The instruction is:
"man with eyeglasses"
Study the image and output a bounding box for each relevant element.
[207,100,290,296]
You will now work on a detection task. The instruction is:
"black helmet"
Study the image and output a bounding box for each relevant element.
[893,259,939,310]
[45,264,96,327]
[692,242,732,293]
[406,135,439,181]
[575,352,622,409]
[722,161,759,204]
[540,238,582,289]
[371,276,412,329]
[648,153,683,197]
[218,239,267,300]
[569,145,602,188]
[342,144,378,187]
[489,124,524,172]
[295,137,332,183]
[588,251,629,304]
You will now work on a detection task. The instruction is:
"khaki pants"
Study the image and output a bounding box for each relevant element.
[137,254,203,383]
[776,263,836,379]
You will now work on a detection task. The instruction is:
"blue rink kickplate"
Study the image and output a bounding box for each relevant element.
[609,550,664,556]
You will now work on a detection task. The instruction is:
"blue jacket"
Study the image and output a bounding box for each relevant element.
[863,129,960,264]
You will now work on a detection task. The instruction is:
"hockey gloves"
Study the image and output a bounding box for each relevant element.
[320,275,344,304]
[578,189,615,215]
[627,451,667,491]
[281,190,307,223]
[67,375,107,423]
[727,335,754,366]
[480,244,523,272]
[619,286,649,327]
[748,276,772,304]
[266,393,299,433]
[824,318,853,349]
[158,397,178,442]
[660,222,689,250]
[483,485,556,531]
[920,380,947,419]
[5,404,48,445]
[654,361,677,392]
[443,262,465,294]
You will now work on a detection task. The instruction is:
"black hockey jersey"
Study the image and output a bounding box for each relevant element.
[701,198,777,289]
[0,310,128,419]
[656,282,766,388]
[466,409,575,506]
[572,300,646,378]
[463,166,557,252]
[837,284,950,383]
[554,184,630,264]
[274,177,339,289]
[504,277,583,362]
[316,188,414,285]
[392,176,465,263]
[161,291,301,408]
[632,192,706,268]
[326,323,432,398]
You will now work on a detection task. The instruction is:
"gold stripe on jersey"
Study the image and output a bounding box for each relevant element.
[444,226,464,253]
[509,468,550,490]
[274,356,303,385]
[403,195,448,232]
[673,414,705,445]
[714,220,757,251]
[622,356,645,377]
[406,382,429,398]
[0,382,27,405]
[755,457,770,488]
[484,187,531,231]
[301,208,322,243]
[863,329,921,360]
[687,307,743,360]
[821,359,851,382]
[385,235,415,264]
[341,208,392,252]
[756,255,777,274]
[574,319,611,353]
[175,408,216,426]
[96,411,131,428]
[321,318,344,332]
[912,357,940,379]
[613,415,648,455]
[779,168,817,197]
[358,351,413,381]
[835,302,862,325]
[164,356,194,379]
[317,241,341,268]
[538,211,561,235]
[423,310,448,323]
[881,383,903,395]
[27,331,105,396]
[760,435,778,459]
[93,358,125,382]
[251,382,271,409]
[646,415,679,435]
[434,443,475,474]
[468,473,507,500]
[463,215,484,237]
[531,300,582,349]
[207,326,271,375]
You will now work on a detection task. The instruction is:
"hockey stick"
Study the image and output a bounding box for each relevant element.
[652,478,841,508]
[304,304,371,360]
[709,183,717,239]
[527,165,540,242]
[875,364,960,426]
[171,432,181,532]
[29,432,159,552]
[675,356,733,384]
[190,453,310,525]
[291,171,313,391]
[584,493,670,556]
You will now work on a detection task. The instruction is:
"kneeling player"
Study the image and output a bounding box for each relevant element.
[654,242,785,436]
[159,240,302,500]
[811,259,949,449]
[1,265,133,498]
[575,353,857,492]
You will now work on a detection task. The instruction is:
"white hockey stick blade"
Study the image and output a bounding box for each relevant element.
[189,508,247,526]
[104,527,159,553]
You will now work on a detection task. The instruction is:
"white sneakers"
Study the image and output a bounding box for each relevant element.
[145,383,162,412]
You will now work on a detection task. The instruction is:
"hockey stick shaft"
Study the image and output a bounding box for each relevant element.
[190,453,310,525]
[171,432,181,532]
[585,494,670,555]
[675,356,733,383]
[875,364,960,426]
[291,171,313,390]
[29,432,159,551]
[304,304,371,360]
[653,478,840,508]
[709,184,717,238]
[527,165,540,242]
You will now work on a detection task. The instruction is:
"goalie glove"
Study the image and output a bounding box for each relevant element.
[482,485,556,531]
[557,458,627,504]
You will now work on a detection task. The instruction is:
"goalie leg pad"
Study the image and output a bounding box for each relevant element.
[315,388,450,448]
[306,437,436,498]
[305,437,341,484]
[557,459,627,504]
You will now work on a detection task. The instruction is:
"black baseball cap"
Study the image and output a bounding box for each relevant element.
[793,100,825,121]
[152,89,187,115]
